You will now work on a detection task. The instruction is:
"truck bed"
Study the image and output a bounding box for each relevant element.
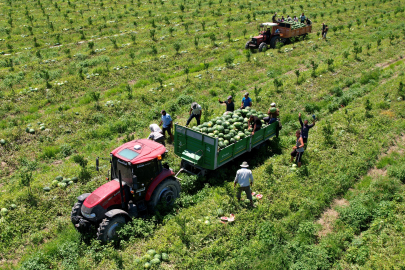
[274,24,312,39]
[174,122,278,170]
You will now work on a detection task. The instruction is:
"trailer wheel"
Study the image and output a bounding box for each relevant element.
[270,36,283,49]
[97,215,126,242]
[258,42,267,52]
[148,178,181,213]
[71,201,83,228]
[245,41,251,49]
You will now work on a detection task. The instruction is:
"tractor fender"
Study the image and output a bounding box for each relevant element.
[105,209,131,222]
[77,193,91,202]
[145,168,175,201]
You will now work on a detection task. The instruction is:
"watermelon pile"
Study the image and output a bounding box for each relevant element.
[191,107,269,150]
[284,21,307,29]
[134,249,169,269]
[49,175,78,191]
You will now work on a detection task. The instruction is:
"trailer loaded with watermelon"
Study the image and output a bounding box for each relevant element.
[174,107,278,176]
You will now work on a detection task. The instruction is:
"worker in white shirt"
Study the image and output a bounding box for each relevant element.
[186,102,202,127]
[147,124,165,145]
[234,161,254,207]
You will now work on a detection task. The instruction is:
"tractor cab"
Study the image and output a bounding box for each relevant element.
[245,22,278,52]
[71,139,180,242]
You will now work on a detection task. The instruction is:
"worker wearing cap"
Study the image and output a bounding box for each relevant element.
[264,103,281,137]
[186,102,202,127]
[234,161,254,207]
[241,92,252,109]
[159,110,174,142]
[218,95,235,113]
[148,124,165,146]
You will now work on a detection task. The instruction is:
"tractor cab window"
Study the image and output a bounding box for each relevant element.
[111,157,133,186]
[133,160,159,182]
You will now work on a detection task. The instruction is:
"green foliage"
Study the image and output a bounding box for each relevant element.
[388,163,405,183]
[117,218,155,240]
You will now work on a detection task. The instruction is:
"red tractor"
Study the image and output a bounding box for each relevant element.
[71,139,181,242]
[245,22,312,52]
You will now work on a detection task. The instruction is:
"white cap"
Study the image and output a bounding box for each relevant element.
[270,103,276,107]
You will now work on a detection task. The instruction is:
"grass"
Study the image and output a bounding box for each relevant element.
[0,0,405,268]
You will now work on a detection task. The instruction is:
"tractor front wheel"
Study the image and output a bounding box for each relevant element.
[148,178,181,213]
[258,42,267,52]
[97,215,126,242]
[71,201,83,229]
[245,41,251,49]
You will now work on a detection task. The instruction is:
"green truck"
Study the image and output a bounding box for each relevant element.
[174,121,278,176]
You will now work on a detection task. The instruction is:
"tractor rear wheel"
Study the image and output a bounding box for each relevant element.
[258,42,267,52]
[270,36,283,49]
[245,41,251,49]
[148,178,181,213]
[97,215,126,242]
[71,201,83,229]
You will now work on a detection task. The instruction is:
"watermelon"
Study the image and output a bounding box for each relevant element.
[10,204,17,210]
[239,134,245,139]
[207,121,213,127]
[230,138,235,143]
[232,114,239,119]
[251,109,257,113]
[72,177,78,183]
[217,126,224,132]
[217,208,224,216]
[58,182,67,188]
[234,122,242,128]
[243,123,248,129]
[270,107,277,113]
[244,199,251,204]
[147,249,156,256]
[202,127,208,133]
[219,137,224,141]
[56,176,63,181]
[218,133,224,138]
[224,128,230,134]
[245,106,251,110]
[161,253,169,262]
[208,133,214,137]
[216,120,222,125]
[40,126,46,131]
[29,128,35,134]
[234,135,241,141]
[0,139,6,145]
[68,181,74,185]
[51,180,59,187]
[43,187,51,192]
[204,220,211,225]
[143,254,152,261]
[154,254,162,260]
[238,117,244,122]
[213,130,219,135]
[25,127,30,133]
[1,208,8,215]
[229,124,235,130]
[224,134,231,140]
[144,262,151,269]
[219,142,225,148]
[224,140,229,146]
[150,258,161,265]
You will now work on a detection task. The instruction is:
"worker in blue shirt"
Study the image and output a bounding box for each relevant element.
[241,92,252,109]
[159,110,174,143]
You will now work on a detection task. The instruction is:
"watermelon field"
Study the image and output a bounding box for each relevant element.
[1,0,405,268]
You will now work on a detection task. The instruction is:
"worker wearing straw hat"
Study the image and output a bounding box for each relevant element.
[234,161,254,207]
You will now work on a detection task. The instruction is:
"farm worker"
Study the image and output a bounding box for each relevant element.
[293,16,298,22]
[272,12,278,23]
[291,130,305,167]
[299,112,315,147]
[241,92,252,109]
[264,102,279,124]
[323,25,329,40]
[264,28,271,41]
[281,16,285,22]
[159,110,174,142]
[322,23,326,37]
[147,124,165,146]
[247,115,262,135]
[300,13,306,23]
[186,102,202,127]
[218,95,235,113]
[234,161,254,207]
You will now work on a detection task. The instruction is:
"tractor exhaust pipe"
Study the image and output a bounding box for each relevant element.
[118,170,125,210]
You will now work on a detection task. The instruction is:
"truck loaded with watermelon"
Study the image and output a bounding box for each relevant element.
[174,106,278,176]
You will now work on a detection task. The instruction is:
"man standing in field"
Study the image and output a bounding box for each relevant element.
[272,12,278,23]
[291,130,305,167]
[159,110,174,143]
[186,102,202,127]
[299,112,315,147]
[300,13,306,23]
[218,95,235,113]
[241,92,252,109]
[234,161,254,207]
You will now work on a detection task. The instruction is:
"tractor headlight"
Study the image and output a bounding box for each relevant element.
[81,210,96,219]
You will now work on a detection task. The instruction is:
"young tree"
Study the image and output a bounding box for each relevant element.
[173,42,181,54]
[226,31,231,42]
[295,70,300,84]
[184,66,190,82]
[90,91,101,109]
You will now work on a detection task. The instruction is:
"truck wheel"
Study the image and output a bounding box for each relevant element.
[71,201,83,228]
[258,42,267,52]
[97,215,126,242]
[270,36,282,49]
[245,41,250,49]
[148,178,181,212]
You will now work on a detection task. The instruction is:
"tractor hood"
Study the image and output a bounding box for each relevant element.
[83,180,121,209]
[253,34,264,39]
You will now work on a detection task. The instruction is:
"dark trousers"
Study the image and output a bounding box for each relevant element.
[186,114,200,126]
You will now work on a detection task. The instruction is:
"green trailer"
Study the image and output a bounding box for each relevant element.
[174,121,278,176]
